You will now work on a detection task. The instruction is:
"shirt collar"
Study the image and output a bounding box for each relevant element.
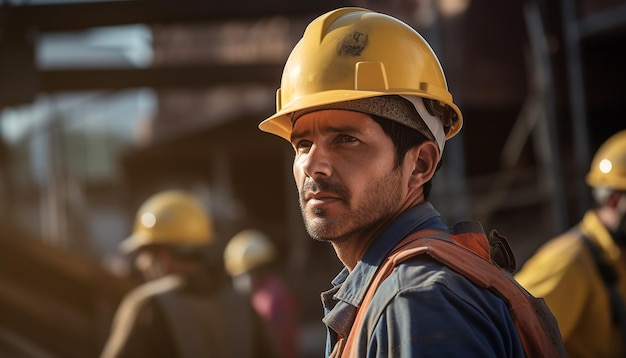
[330,202,446,306]
[320,202,446,339]
[321,202,448,341]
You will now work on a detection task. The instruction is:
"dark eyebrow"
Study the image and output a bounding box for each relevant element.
[291,124,362,142]
[325,125,362,135]
[290,128,310,143]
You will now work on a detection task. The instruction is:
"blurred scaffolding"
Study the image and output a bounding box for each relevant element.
[1,0,626,357]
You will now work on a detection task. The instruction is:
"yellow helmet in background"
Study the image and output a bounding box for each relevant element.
[586,130,626,191]
[120,190,215,253]
[224,229,277,277]
[258,7,462,142]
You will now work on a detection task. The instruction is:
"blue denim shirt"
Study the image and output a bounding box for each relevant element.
[321,202,524,357]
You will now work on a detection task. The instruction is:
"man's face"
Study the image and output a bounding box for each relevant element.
[290,109,407,243]
[134,248,168,281]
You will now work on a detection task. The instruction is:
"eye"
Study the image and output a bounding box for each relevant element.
[293,139,312,152]
[336,135,357,144]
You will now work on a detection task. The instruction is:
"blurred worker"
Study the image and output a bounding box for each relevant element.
[516,129,626,358]
[224,229,299,358]
[100,190,277,358]
[257,7,565,357]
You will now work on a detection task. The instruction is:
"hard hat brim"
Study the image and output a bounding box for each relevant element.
[119,233,148,254]
[259,90,462,142]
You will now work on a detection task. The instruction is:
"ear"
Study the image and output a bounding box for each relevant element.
[407,141,439,189]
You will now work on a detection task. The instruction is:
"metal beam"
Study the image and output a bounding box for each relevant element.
[561,0,592,217]
[1,0,354,34]
[579,3,626,39]
[39,63,282,92]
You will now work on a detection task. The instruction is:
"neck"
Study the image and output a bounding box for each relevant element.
[333,186,425,271]
[333,204,416,271]
[332,239,374,272]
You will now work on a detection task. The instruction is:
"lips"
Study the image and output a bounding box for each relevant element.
[305,192,341,204]
[301,179,348,204]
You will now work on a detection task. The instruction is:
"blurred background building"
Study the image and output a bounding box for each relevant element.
[0,0,625,357]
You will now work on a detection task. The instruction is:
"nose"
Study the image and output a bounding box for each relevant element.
[299,143,332,179]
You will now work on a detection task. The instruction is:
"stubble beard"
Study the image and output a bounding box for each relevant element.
[299,169,403,244]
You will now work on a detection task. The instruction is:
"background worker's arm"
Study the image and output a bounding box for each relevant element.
[515,252,589,339]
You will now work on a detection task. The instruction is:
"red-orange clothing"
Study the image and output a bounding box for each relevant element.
[252,275,299,358]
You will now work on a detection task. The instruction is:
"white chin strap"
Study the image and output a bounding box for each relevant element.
[400,95,446,155]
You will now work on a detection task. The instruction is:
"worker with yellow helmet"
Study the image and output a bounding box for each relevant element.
[224,229,299,358]
[516,129,626,358]
[100,190,278,358]
[259,7,564,357]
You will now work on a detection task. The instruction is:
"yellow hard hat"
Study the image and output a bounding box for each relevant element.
[224,229,277,277]
[586,129,626,190]
[120,190,215,253]
[258,7,462,143]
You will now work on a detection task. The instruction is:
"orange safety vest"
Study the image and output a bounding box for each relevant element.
[340,229,566,358]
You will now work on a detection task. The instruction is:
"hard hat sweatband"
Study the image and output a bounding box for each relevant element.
[291,95,441,152]
[400,95,446,154]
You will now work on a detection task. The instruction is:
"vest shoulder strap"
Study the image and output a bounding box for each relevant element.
[340,229,566,358]
[579,233,626,341]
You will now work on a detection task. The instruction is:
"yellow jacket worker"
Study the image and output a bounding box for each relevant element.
[516,129,626,358]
